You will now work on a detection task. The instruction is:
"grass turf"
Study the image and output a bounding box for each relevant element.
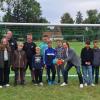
[0,77,100,100]
[0,41,100,100]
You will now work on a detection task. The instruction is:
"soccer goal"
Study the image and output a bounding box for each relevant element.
[0,23,100,77]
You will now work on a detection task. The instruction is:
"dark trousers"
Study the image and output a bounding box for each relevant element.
[34,69,42,83]
[14,68,24,84]
[25,60,34,81]
[64,62,83,84]
[47,64,56,82]
[92,66,99,84]
[0,61,10,86]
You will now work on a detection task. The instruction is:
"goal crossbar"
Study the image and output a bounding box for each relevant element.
[0,22,100,27]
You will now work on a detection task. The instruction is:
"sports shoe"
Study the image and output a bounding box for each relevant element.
[84,83,87,87]
[5,84,10,87]
[60,82,67,86]
[0,86,3,88]
[52,81,57,85]
[80,84,83,88]
[48,81,52,85]
[34,83,38,86]
[91,83,95,87]
[39,82,43,86]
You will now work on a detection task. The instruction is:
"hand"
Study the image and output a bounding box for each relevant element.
[32,68,35,71]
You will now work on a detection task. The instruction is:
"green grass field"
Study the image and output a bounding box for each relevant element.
[0,41,100,100]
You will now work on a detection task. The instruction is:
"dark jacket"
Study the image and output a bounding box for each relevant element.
[45,47,56,66]
[13,50,27,68]
[63,48,81,67]
[0,44,11,68]
[23,42,36,60]
[81,47,94,66]
[32,55,44,69]
[8,37,17,52]
[93,48,100,66]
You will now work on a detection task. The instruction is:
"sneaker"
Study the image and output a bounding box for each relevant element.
[0,86,3,88]
[5,84,10,87]
[39,82,43,86]
[91,83,95,87]
[60,82,67,86]
[52,81,57,85]
[48,81,52,85]
[80,84,83,88]
[84,83,87,87]
[34,83,38,86]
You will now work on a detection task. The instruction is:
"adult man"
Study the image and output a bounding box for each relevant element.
[23,33,36,83]
[6,31,17,52]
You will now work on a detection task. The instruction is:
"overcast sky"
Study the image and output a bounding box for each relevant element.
[0,0,100,23]
[37,0,100,23]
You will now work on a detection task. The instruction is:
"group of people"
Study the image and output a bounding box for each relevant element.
[0,31,100,89]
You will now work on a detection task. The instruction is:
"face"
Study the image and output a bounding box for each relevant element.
[36,48,40,54]
[57,41,62,47]
[27,35,32,43]
[42,36,49,43]
[48,42,52,48]
[18,44,23,50]
[63,43,68,49]
[2,38,8,45]
[6,31,13,40]
[94,42,98,48]
[85,44,90,48]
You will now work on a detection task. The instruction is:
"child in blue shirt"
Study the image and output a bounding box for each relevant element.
[45,40,56,85]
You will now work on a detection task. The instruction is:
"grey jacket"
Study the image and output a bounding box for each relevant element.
[63,48,81,67]
[93,48,100,66]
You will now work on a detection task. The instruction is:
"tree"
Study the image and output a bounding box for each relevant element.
[75,11,83,24]
[60,12,74,23]
[1,0,48,23]
[83,9,98,24]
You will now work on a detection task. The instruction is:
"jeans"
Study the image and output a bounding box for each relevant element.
[92,66,99,84]
[57,64,64,82]
[82,65,93,85]
[64,62,83,84]
[47,64,56,82]
[14,68,24,83]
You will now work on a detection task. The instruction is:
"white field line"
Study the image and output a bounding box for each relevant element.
[10,74,78,77]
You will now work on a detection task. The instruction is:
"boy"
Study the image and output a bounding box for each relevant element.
[32,47,44,86]
[81,40,95,86]
[13,42,27,86]
[45,40,56,85]
[55,40,64,83]
[92,40,100,84]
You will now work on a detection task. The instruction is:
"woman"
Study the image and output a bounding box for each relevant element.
[0,38,11,88]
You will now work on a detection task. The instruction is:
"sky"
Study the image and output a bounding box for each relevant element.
[37,0,100,23]
[0,0,100,23]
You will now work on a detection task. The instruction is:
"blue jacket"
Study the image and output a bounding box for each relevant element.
[32,55,44,69]
[45,47,56,66]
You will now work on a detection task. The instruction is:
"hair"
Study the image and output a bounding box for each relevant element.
[93,40,98,44]
[43,35,49,38]
[56,39,63,43]
[63,41,70,48]
[27,33,32,36]
[85,40,90,45]
[36,47,40,50]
